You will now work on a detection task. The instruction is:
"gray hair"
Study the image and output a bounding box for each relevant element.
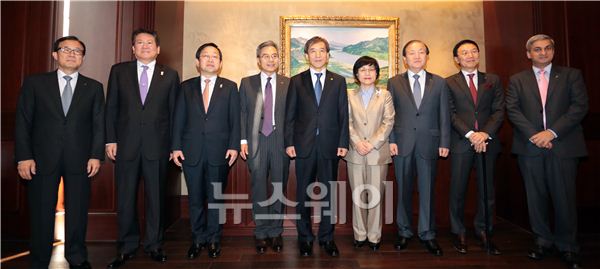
[526,34,555,51]
[256,40,278,57]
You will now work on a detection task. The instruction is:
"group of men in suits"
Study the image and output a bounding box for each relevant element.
[15,30,587,269]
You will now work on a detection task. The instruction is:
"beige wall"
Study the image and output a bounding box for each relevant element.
[182,1,485,82]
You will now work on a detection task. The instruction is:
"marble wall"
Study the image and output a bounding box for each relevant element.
[182,1,485,82]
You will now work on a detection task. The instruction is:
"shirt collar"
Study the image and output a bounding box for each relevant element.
[137,60,156,70]
[407,69,425,79]
[532,63,552,75]
[200,75,217,84]
[57,69,79,80]
[310,67,327,78]
[260,71,275,81]
[461,69,478,78]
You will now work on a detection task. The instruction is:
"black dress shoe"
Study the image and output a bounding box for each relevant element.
[319,241,339,257]
[187,243,205,259]
[452,234,467,254]
[561,251,581,269]
[394,236,409,250]
[207,242,221,258]
[476,231,501,255]
[421,239,443,256]
[147,249,167,263]
[70,260,91,269]
[255,237,268,254]
[369,241,381,251]
[298,241,313,257]
[527,244,553,260]
[107,252,135,268]
[353,239,367,248]
[271,235,283,252]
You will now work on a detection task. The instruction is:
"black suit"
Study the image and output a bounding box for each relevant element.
[506,65,588,253]
[284,69,349,242]
[105,61,180,253]
[446,71,504,236]
[172,76,240,244]
[387,71,450,240]
[240,73,290,239]
[15,71,105,267]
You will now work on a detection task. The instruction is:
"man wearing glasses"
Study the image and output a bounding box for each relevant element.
[239,41,290,254]
[15,36,104,269]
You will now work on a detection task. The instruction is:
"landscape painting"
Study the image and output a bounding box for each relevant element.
[280,16,399,90]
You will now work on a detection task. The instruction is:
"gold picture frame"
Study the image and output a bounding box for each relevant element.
[280,16,400,89]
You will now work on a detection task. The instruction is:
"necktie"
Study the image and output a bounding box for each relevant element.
[140,65,149,104]
[315,73,323,105]
[62,75,73,116]
[413,74,422,108]
[203,79,211,113]
[467,73,479,130]
[538,69,549,129]
[261,77,274,136]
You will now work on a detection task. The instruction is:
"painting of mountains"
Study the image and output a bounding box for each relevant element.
[289,26,391,89]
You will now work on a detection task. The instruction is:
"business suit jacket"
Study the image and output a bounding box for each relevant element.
[240,73,290,161]
[388,71,451,159]
[446,71,504,154]
[105,61,180,161]
[506,66,588,158]
[172,76,240,166]
[15,71,105,174]
[284,70,349,159]
[345,87,395,165]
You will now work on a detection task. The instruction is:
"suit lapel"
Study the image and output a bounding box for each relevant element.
[129,61,143,108]
[301,70,318,107]
[476,72,487,108]
[67,75,87,118]
[190,77,204,114]
[547,66,560,101]
[274,74,288,124]
[401,72,417,109]
[526,69,543,106]
[454,72,476,108]
[349,89,366,117]
[420,72,434,111]
[320,70,336,107]
[49,71,65,118]
[144,63,163,107]
[250,74,263,121]
[207,77,225,114]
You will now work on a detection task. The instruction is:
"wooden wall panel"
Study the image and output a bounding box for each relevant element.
[1,1,57,240]
[483,1,600,233]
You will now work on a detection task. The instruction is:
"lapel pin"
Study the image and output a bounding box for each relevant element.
[329,77,333,81]
[161,71,164,76]
[219,84,223,88]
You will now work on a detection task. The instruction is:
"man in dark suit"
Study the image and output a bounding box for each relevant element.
[388,40,450,256]
[15,36,104,269]
[506,34,588,269]
[446,39,504,255]
[105,29,180,267]
[172,43,240,259]
[284,36,349,257]
[239,41,290,254]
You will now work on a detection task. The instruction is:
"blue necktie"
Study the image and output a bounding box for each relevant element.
[315,73,323,105]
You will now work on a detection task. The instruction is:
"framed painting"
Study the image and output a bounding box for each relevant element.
[280,16,399,89]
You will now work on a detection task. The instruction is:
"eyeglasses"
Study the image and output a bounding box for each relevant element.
[58,47,84,55]
[260,54,279,60]
[531,46,554,53]
[358,67,376,73]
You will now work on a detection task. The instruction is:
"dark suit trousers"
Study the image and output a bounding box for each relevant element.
[183,156,229,244]
[518,151,579,253]
[449,151,497,236]
[295,142,338,242]
[28,156,90,268]
[393,152,438,240]
[248,131,289,239]
[115,153,167,254]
